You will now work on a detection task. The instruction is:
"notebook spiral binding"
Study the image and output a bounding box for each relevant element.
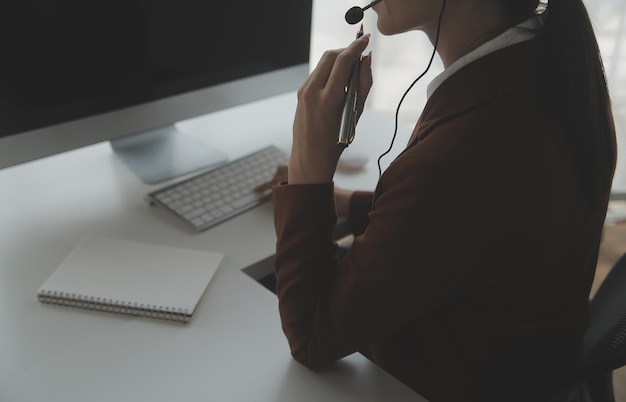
[37,290,191,323]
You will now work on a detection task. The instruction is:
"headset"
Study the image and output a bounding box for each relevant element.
[344,0,447,179]
[345,0,384,24]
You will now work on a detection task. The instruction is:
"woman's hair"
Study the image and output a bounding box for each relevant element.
[503,0,617,209]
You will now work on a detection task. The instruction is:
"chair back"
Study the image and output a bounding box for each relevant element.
[580,251,626,377]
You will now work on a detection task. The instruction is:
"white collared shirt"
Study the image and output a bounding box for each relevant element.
[427,16,545,99]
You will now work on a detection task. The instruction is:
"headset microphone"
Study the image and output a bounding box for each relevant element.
[345,0,383,25]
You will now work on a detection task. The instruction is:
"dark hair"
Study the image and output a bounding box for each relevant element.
[503,0,617,209]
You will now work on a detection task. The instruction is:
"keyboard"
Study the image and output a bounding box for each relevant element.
[145,145,289,231]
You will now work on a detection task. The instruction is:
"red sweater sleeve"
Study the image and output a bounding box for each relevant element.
[271,146,489,370]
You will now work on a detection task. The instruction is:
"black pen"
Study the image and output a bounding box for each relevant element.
[338,23,364,147]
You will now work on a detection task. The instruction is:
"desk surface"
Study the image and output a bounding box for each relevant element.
[0,93,425,401]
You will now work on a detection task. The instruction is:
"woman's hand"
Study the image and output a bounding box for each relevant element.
[255,165,354,218]
[254,165,288,193]
[288,34,373,185]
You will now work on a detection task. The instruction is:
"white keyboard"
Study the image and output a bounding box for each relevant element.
[145,145,289,231]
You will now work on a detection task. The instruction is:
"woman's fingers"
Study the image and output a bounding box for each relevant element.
[305,33,371,93]
[305,49,341,90]
[356,51,373,122]
[254,165,288,192]
[325,34,371,96]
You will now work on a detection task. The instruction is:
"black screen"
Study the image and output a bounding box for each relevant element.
[0,1,311,137]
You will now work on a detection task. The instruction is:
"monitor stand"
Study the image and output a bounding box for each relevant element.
[110,125,228,184]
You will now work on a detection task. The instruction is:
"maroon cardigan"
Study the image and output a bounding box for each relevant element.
[272,39,608,401]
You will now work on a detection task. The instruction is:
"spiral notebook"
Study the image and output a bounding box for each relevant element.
[37,235,223,323]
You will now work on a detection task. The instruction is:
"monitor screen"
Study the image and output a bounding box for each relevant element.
[0,1,312,182]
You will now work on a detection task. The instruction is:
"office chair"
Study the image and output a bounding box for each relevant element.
[556,251,626,402]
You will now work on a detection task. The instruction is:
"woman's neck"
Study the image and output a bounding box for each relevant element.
[425,3,513,68]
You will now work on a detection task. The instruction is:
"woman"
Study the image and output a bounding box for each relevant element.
[263,0,617,400]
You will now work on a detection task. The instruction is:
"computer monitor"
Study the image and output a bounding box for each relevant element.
[0,1,312,183]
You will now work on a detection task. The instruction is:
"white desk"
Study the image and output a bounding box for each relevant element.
[0,92,424,402]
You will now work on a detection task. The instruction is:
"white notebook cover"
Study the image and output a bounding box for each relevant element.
[37,235,223,322]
